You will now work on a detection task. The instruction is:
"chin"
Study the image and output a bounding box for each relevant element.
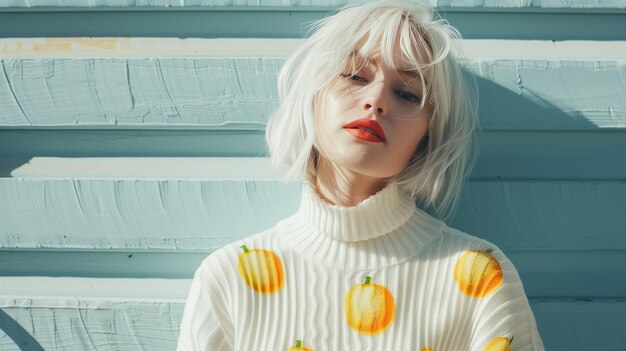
[339,159,401,179]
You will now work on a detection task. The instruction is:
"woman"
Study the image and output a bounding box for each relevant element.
[178,1,544,350]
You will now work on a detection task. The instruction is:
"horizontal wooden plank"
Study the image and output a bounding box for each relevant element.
[469,59,626,130]
[1,0,625,9]
[0,304,183,351]
[0,277,188,304]
[0,170,625,251]
[0,57,281,129]
[1,8,625,41]
[0,177,300,251]
[0,129,268,158]
[452,180,626,250]
[0,277,186,350]
[0,40,624,129]
[3,130,625,180]
[2,38,626,60]
[0,250,207,279]
[1,250,624,298]
[4,157,286,179]
[531,298,626,351]
[0,276,625,351]
[473,130,626,180]
[0,37,303,58]
[507,251,626,298]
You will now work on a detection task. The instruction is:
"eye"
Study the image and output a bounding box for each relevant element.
[339,73,366,82]
[396,90,422,104]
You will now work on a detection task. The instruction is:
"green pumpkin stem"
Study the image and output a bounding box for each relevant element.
[509,336,514,344]
[365,276,371,285]
[240,245,249,253]
[295,339,302,347]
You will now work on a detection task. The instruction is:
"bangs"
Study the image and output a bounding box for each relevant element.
[342,14,434,107]
[267,0,478,220]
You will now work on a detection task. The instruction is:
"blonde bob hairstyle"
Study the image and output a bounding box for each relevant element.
[265,0,480,221]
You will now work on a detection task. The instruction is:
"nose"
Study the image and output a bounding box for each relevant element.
[362,81,388,116]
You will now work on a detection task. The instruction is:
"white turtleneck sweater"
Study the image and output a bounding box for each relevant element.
[177,181,544,351]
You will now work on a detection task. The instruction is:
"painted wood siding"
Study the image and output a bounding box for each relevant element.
[1,1,625,350]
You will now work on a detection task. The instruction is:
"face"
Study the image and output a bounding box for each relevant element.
[313,46,430,180]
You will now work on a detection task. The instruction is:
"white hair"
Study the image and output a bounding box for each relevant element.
[265,0,480,221]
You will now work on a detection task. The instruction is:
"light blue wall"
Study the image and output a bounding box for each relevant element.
[1,1,626,350]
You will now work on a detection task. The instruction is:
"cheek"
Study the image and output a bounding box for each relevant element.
[398,119,428,150]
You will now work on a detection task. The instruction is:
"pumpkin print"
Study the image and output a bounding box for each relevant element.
[484,336,513,351]
[345,276,395,335]
[288,339,314,351]
[454,249,503,298]
[237,244,285,294]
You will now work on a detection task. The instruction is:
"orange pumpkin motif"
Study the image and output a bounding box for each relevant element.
[237,244,284,294]
[454,249,503,298]
[345,276,395,336]
[288,339,314,351]
[484,336,513,351]
[421,348,435,351]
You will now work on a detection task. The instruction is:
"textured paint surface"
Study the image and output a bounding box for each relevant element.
[0,129,269,158]
[0,56,624,129]
[7,157,287,179]
[0,304,183,351]
[532,299,626,350]
[0,178,300,250]
[1,0,625,8]
[466,59,626,129]
[0,277,189,304]
[452,181,626,250]
[0,58,281,128]
[0,38,301,58]
[0,277,186,349]
[1,177,625,250]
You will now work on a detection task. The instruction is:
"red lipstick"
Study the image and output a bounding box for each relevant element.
[343,118,386,143]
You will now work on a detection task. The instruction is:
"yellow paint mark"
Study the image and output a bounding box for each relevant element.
[0,38,133,54]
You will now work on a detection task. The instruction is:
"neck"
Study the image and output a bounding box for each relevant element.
[313,157,389,206]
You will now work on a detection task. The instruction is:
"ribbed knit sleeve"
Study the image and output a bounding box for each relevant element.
[177,259,233,351]
[469,248,544,351]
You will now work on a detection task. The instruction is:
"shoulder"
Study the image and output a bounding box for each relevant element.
[441,223,499,251]
[414,214,523,283]
[413,208,505,257]
[436,223,526,289]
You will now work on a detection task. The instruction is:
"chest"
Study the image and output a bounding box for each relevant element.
[229,263,477,351]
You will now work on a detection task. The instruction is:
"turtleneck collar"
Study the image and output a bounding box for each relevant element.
[276,179,443,271]
[297,179,416,242]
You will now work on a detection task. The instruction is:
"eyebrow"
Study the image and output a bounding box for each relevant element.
[349,51,427,85]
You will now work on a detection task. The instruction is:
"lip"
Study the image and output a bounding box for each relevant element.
[343,118,386,143]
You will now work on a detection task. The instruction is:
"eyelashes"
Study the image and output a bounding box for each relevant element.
[339,73,423,104]
[340,73,366,82]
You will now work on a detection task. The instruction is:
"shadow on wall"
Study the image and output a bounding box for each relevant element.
[0,309,44,351]
[472,71,596,130]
